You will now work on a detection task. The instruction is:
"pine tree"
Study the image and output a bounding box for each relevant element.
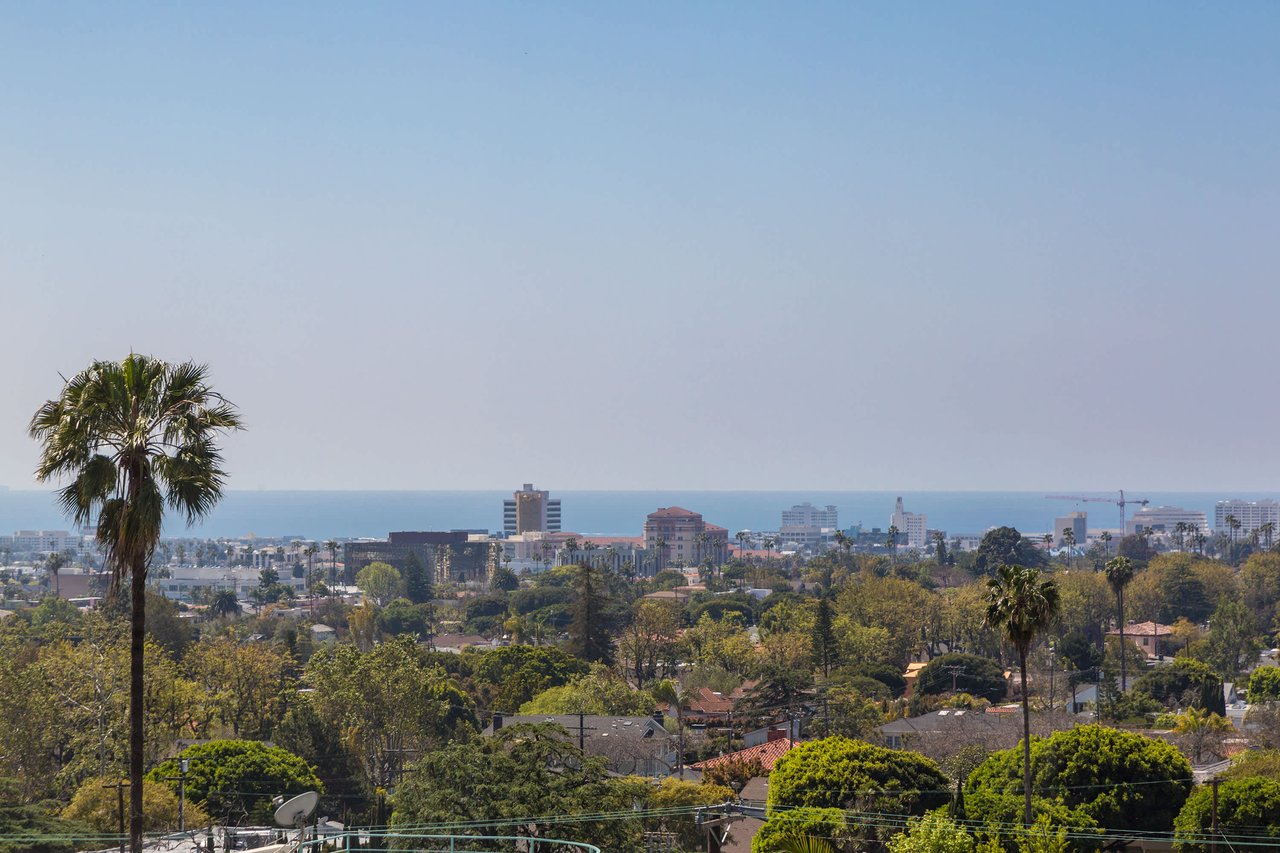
[812,596,838,678]
[568,564,613,663]
[403,550,434,604]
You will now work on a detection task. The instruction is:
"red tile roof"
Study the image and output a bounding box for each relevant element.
[649,507,700,518]
[691,738,796,773]
[704,523,728,532]
[1107,621,1173,637]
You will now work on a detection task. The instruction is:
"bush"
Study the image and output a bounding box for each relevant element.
[148,740,322,825]
[1250,667,1280,703]
[1174,777,1280,851]
[63,776,211,833]
[1132,659,1226,715]
[768,737,951,815]
[965,725,1191,836]
[915,653,1007,702]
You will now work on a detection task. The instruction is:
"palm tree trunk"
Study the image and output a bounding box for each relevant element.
[1118,591,1126,692]
[130,565,145,853]
[1020,651,1032,827]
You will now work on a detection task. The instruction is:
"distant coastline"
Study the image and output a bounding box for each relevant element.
[4,489,1280,541]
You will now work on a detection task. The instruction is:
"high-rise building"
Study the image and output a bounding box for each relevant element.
[503,483,562,535]
[344,531,499,586]
[1214,499,1280,535]
[1054,512,1087,548]
[780,502,839,529]
[643,507,729,570]
[890,497,928,549]
[1126,506,1209,536]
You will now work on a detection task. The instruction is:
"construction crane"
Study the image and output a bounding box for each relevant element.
[1045,490,1150,536]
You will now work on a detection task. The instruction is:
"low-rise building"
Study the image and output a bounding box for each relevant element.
[1108,621,1174,660]
[485,713,677,777]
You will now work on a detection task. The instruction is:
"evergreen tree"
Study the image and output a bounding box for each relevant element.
[403,550,434,604]
[811,596,838,678]
[568,564,613,664]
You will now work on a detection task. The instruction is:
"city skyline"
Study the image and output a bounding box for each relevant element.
[3,4,1277,491]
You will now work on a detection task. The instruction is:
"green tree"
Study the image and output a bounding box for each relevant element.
[1250,666,1280,702]
[148,740,321,825]
[0,778,93,853]
[811,596,838,678]
[1171,707,1232,764]
[273,697,373,822]
[1198,597,1261,678]
[519,665,654,715]
[391,724,643,851]
[567,563,613,663]
[965,724,1190,838]
[355,561,402,607]
[30,354,242,853]
[766,737,950,839]
[305,636,477,788]
[1104,556,1136,690]
[753,809,851,853]
[1174,776,1280,851]
[886,811,973,853]
[209,589,240,618]
[63,775,211,834]
[184,633,292,738]
[1132,658,1226,715]
[401,550,434,604]
[489,564,519,592]
[984,564,1060,826]
[974,528,1044,575]
[915,652,1008,702]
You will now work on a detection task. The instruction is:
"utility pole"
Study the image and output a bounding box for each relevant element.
[102,779,129,853]
[163,758,190,832]
[1211,777,1220,853]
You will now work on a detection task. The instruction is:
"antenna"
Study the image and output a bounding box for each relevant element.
[273,791,319,829]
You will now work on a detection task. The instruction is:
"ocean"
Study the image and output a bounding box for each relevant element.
[2,489,1278,541]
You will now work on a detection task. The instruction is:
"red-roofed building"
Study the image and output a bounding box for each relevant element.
[1108,620,1174,660]
[644,507,729,569]
[690,734,797,774]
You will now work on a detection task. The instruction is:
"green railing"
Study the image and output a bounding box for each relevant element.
[297,831,601,853]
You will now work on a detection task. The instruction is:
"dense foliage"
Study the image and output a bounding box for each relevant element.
[148,740,322,825]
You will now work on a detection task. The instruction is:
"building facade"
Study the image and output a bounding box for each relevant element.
[1126,506,1209,536]
[344,531,499,586]
[643,507,729,570]
[780,502,839,529]
[503,484,562,535]
[1053,512,1087,548]
[890,497,928,549]
[1214,500,1280,536]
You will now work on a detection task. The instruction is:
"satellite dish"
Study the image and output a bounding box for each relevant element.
[274,791,319,828]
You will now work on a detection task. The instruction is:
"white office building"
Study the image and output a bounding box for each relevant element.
[1214,500,1280,535]
[890,497,928,549]
[0,530,85,555]
[781,502,839,529]
[1127,506,1209,536]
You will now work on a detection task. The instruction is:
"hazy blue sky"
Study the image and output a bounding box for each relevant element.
[2,3,1277,491]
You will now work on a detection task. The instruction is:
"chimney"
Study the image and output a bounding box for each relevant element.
[652,710,664,725]
[492,712,502,731]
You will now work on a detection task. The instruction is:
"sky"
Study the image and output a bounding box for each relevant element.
[2,3,1277,491]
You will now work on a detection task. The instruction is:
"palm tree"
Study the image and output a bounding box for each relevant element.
[736,530,751,559]
[764,536,776,561]
[984,564,1060,827]
[886,525,899,567]
[1099,530,1112,556]
[303,543,319,609]
[1061,528,1075,569]
[653,679,694,778]
[210,588,241,618]
[1264,521,1277,551]
[1042,532,1053,556]
[1104,556,1136,692]
[1225,514,1241,566]
[323,539,339,594]
[30,354,241,853]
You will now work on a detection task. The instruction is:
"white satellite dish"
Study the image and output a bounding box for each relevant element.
[274,791,319,828]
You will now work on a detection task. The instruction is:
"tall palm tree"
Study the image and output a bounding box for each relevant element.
[984,564,1060,827]
[736,529,751,559]
[323,539,339,593]
[1104,556,1136,691]
[1061,527,1076,569]
[886,525,899,567]
[210,588,241,618]
[1264,521,1277,551]
[1099,530,1112,556]
[653,679,694,778]
[303,543,319,610]
[30,354,241,853]
[1225,514,1241,566]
